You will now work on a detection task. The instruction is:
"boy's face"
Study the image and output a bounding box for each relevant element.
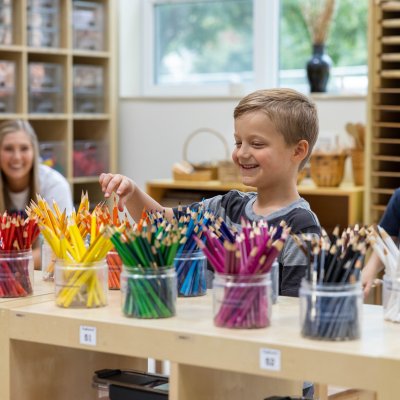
[232,111,297,189]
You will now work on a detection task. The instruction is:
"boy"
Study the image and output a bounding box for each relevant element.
[100,88,321,297]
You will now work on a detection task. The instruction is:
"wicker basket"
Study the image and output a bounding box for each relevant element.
[350,148,364,186]
[174,128,236,182]
[310,151,347,187]
[218,160,240,183]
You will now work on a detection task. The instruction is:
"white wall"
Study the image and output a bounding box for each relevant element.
[118,96,367,189]
[117,0,367,189]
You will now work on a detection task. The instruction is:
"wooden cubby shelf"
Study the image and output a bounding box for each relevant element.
[0,0,117,208]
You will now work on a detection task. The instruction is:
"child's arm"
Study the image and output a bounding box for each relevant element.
[361,252,384,298]
[99,173,174,221]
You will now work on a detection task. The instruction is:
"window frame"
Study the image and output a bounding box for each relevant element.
[141,0,280,97]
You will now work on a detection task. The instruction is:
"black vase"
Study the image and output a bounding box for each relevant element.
[306,44,332,93]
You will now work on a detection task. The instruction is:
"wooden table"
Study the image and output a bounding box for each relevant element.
[146,179,364,230]
[3,290,399,399]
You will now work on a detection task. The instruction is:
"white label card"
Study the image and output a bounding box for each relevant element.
[80,325,97,346]
[259,348,281,371]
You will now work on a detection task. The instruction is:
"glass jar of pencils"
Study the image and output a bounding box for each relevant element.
[212,272,272,329]
[174,250,207,297]
[383,274,400,323]
[299,280,362,341]
[54,260,108,308]
[0,249,34,298]
[106,250,122,290]
[120,266,177,319]
[41,241,56,281]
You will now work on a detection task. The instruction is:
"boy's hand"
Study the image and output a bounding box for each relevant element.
[99,173,135,211]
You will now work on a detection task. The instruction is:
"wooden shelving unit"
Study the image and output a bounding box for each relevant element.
[0,0,117,207]
[366,0,400,223]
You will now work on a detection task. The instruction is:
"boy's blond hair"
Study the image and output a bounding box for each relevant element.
[234,88,318,170]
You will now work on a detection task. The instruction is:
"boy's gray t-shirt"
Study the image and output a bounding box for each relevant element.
[175,190,321,297]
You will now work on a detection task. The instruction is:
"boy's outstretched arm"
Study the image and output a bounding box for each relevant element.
[99,173,174,221]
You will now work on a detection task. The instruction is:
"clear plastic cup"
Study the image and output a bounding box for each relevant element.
[212,272,272,329]
[55,260,108,308]
[120,266,177,319]
[106,250,122,290]
[383,274,400,323]
[0,249,34,298]
[299,279,362,340]
[174,250,207,297]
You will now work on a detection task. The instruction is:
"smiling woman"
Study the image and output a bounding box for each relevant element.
[0,120,73,268]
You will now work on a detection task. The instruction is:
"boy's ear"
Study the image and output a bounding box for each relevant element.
[292,140,309,161]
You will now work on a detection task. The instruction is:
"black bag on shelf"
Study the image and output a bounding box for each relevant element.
[93,369,169,400]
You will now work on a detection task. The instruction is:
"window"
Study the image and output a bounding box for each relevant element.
[279,0,368,93]
[141,0,367,96]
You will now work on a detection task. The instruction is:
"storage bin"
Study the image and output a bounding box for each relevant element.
[213,272,272,329]
[39,141,66,175]
[73,64,104,113]
[92,369,168,400]
[0,4,12,25]
[0,249,34,298]
[73,140,109,177]
[299,279,362,340]
[55,259,108,308]
[174,250,207,297]
[120,266,177,319]
[0,24,12,45]
[0,60,15,113]
[28,9,59,30]
[29,62,63,112]
[383,274,400,322]
[73,0,104,51]
[28,0,58,9]
[28,27,59,48]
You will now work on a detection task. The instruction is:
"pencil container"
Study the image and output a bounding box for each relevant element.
[299,280,362,340]
[0,249,34,298]
[120,266,177,319]
[212,272,272,329]
[271,260,279,304]
[55,260,108,308]
[106,250,122,290]
[41,240,56,281]
[383,275,400,323]
[174,250,207,297]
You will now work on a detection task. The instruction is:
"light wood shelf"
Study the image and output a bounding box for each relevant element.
[0,0,117,207]
[0,287,397,399]
[366,1,400,223]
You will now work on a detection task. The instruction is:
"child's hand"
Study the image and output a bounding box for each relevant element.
[99,173,135,211]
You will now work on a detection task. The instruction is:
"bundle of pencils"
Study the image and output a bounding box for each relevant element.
[109,211,181,318]
[0,212,40,297]
[170,205,212,297]
[197,219,289,329]
[295,226,368,340]
[28,194,116,308]
[367,225,400,322]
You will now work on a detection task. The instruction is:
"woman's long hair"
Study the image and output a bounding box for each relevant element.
[0,120,40,213]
